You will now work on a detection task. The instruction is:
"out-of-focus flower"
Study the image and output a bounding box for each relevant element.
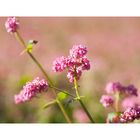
[124,84,138,96]
[105,82,138,97]
[53,44,90,83]
[73,109,89,123]
[105,82,124,94]
[14,77,48,104]
[120,106,140,123]
[100,95,114,107]
[5,17,19,33]
[122,96,140,110]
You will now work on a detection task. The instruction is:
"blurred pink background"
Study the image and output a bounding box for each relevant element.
[0,17,140,122]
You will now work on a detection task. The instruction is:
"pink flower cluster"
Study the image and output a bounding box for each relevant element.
[14,77,48,104]
[52,56,68,72]
[121,85,139,111]
[53,44,90,82]
[70,44,87,59]
[124,84,138,97]
[5,17,19,33]
[122,96,140,111]
[105,82,124,94]
[100,82,139,109]
[120,106,140,123]
[100,95,114,107]
[105,82,138,96]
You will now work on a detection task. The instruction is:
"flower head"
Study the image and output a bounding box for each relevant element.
[100,95,114,107]
[67,67,82,83]
[14,77,48,104]
[124,84,138,97]
[135,106,140,119]
[120,107,138,123]
[5,17,19,33]
[122,97,140,110]
[105,82,124,94]
[52,56,68,72]
[81,57,90,70]
[52,44,90,83]
[70,44,87,59]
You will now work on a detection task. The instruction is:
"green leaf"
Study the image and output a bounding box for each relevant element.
[57,92,67,101]
[43,100,57,109]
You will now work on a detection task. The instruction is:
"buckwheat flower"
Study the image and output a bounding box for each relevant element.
[66,56,82,67]
[14,91,24,104]
[65,56,74,67]
[124,84,138,96]
[65,56,90,80]
[122,97,140,110]
[67,68,82,83]
[67,70,74,83]
[70,44,87,59]
[52,44,90,83]
[14,77,48,104]
[100,95,114,107]
[135,106,140,119]
[120,107,138,123]
[81,57,90,70]
[53,56,67,72]
[105,82,124,94]
[5,17,19,33]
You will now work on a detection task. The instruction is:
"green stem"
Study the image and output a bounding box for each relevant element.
[73,77,80,99]
[15,31,53,86]
[78,99,95,123]
[43,100,57,109]
[28,52,53,86]
[115,92,120,112]
[14,31,72,123]
[56,100,71,123]
[73,77,95,123]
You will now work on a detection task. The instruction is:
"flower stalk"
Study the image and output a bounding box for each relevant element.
[73,77,95,123]
[14,31,72,123]
[114,92,120,112]
[49,85,75,98]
